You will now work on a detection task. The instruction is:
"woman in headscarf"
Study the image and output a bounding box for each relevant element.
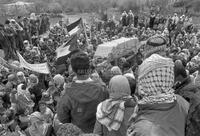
[17,71,27,85]
[93,75,137,136]
[110,66,122,77]
[27,74,42,111]
[25,111,52,136]
[16,84,34,112]
[127,54,189,136]
[56,123,83,136]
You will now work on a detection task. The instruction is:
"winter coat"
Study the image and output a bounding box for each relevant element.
[57,80,109,133]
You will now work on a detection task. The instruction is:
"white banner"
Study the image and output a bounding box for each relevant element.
[17,52,50,74]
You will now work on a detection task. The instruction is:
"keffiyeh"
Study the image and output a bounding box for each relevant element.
[138,54,176,104]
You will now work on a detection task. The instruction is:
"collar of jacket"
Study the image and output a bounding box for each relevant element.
[138,100,177,113]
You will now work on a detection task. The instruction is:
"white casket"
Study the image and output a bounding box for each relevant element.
[94,37,139,59]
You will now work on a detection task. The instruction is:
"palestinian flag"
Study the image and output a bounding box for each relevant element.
[67,18,83,36]
[55,34,79,67]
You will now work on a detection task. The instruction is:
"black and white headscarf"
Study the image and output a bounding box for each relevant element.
[138,54,176,104]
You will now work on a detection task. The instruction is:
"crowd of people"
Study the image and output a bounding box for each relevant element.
[0,10,199,136]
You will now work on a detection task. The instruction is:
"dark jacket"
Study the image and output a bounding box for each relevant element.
[127,95,189,136]
[174,76,193,101]
[28,84,42,111]
[57,81,109,133]
[175,83,200,136]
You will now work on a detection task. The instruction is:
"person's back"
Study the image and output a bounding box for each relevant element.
[93,75,137,136]
[127,95,189,136]
[127,54,189,136]
[94,105,135,136]
[57,51,108,133]
[57,80,108,133]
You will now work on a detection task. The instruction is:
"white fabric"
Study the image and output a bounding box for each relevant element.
[17,52,50,74]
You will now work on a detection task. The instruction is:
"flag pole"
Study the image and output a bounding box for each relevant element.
[82,18,89,47]
[46,57,56,87]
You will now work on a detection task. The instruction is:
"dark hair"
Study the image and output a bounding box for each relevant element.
[21,84,27,90]
[17,16,22,19]
[126,77,136,96]
[71,52,90,75]
[123,62,131,69]
[174,60,187,78]
[0,24,4,28]
[5,20,10,25]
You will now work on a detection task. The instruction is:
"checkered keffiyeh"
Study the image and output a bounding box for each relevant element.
[138,66,176,104]
[96,99,125,131]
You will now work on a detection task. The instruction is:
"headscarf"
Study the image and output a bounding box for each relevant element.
[111,66,122,76]
[28,74,38,85]
[17,84,34,111]
[138,54,176,104]
[53,74,65,87]
[17,71,26,83]
[109,75,131,99]
[91,72,101,82]
[30,13,37,20]
[56,123,83,136]
[28,112,50,136]
[96,75,134,131]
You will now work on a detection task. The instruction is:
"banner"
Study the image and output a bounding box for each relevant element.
[17,52,50,74]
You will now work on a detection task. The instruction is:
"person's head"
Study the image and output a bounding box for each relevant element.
[28,74,38,86]
[53,74,65,88]
[138,54,175,104]
[53,91,60,102]
[91,72,100,82]
[23,17,29,23]
[56,123,83,136]
[59,20,63,26]
[124,73,136,96]
[174,13,177,17]
[17,71,26,83]
[29,111,42,126]
[38,101,47,114]
[1,68,8,76]
[17,16,22,21]
[17,83,26,92]
[123,62,131,73]
[109,75,131,99]
[4,19,10,25]
[0,24,4,30]
[23,40,30,47]
[30,13,36,20]
[70,52,90,76]
[143,35,167,59]
[10,19,16,25]
[8,74,16,83]
[111,66,122,76]
[174,60,187,83]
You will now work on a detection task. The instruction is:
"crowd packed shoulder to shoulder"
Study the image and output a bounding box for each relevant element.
[0,11,200,136]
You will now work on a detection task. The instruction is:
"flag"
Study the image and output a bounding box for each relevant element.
[56,34,78,66]
[67,18,83,35]
[17,52,50,74]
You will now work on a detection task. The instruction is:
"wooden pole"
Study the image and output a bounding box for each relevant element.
[82,18,89,47]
